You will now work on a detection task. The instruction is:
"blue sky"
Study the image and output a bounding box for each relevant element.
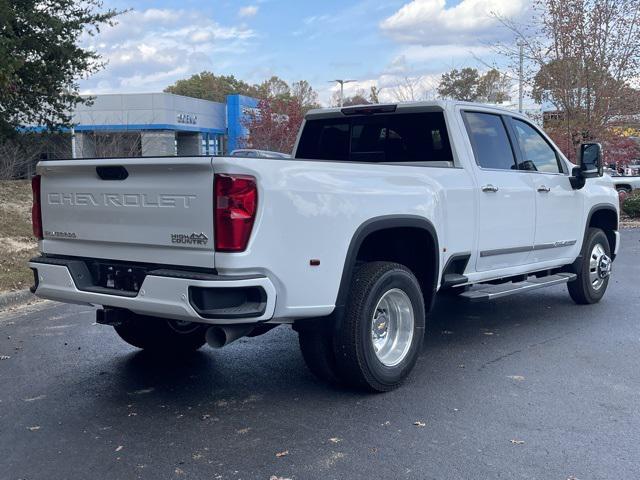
[81,0,530,105]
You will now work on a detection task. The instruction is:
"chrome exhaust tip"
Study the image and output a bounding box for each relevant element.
[205,325,254,348]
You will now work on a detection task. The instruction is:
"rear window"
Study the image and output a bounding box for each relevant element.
[295,112,454,164]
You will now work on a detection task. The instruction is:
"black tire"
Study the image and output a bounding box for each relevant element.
[568,228,612,305]
[297,320,342,384]
[333,262,426,392]
[114,314,206,353]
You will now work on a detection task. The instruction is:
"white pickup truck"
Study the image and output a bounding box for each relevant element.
[610,174,640,196]
[29,101,619,391]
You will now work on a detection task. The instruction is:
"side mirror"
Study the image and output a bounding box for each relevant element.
[579,143,604,178]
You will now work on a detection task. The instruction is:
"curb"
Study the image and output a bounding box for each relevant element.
[0,289,34,310]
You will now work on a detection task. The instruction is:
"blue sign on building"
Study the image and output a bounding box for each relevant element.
[226,94,259,152]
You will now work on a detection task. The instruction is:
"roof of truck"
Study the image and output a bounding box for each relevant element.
[305,100,522,119]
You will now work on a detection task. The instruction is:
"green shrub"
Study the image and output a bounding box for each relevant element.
[622,191,640,218]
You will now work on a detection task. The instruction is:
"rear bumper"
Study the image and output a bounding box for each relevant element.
[29,257,276,325]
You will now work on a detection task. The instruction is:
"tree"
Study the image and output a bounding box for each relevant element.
[390,76,431,102]
[477,69,512,103]
[242,97,305,154]
[437,68,480,101]
[343,94,371,107]
[164,72,259,103]
[603,135,640,169]
[437,68,511,103]
[0,134,45,179]
[498,0,640,160]
[291,80,320,111]
[256,76,291,101]
[0,0,121,139]
[369,86,382,104]
[332,89,371,107]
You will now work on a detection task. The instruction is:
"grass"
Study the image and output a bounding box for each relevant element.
[0,180,38,292]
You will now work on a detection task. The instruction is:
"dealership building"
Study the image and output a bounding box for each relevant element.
[68,92,258,158]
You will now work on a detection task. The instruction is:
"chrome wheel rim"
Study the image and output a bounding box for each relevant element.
[589,242,611,291]
[370,288,414,367]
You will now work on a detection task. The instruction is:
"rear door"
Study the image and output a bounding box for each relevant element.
[507,117,583,263]
[462,111,536,272]
[39,157,215,268]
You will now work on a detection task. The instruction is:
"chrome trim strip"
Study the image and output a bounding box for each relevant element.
[533,240,577,251]
[480,246,532,257]
[480,240,577,257]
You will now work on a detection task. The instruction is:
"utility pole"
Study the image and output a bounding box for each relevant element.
[518,42,524,113]
[329,79,356,107]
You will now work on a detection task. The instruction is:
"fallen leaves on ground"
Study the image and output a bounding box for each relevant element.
[413,421,426,427]
[130,388,155,395]
[507,375,525,381]
[24,395,46,402]
[27,426,40,431]
[329,437,342,444]
[115,445,123,452]
[510,439,525,445]
[275,450,289,458]
[0,355,10,360]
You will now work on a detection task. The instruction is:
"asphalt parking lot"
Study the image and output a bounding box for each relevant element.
[1,229,639,480]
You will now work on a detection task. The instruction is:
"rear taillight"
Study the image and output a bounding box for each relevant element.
[31,175,43,240]
[214,174,257,252]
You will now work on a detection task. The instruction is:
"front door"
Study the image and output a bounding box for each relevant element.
[507,117,583,263]
[462,111,536,272]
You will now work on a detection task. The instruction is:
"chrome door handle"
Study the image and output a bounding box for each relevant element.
[481,184,499,193]
[537,185,551,193]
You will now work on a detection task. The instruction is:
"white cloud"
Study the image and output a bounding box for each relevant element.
[80,9,256,93]
[381,0,528,46]
[238,6,259,18]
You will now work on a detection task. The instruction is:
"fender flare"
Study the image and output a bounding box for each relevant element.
[569,204,619,272]
[334,215,440,314]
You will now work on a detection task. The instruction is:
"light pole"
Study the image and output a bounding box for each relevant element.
[518,41,524,113]
[330,79,356,107]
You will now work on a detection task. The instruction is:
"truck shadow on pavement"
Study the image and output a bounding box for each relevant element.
[104,285,595,403]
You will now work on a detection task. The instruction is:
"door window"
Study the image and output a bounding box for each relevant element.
[463,112,517,170]
[512,119,562,173]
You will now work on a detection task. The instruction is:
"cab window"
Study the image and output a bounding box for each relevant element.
[511,119,562,173]
[295,112,453,164]
[463,112,517,170]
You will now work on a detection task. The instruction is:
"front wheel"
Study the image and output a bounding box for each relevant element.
[114,313,207,353]
[333,262,426,392]
[568,228,612,305]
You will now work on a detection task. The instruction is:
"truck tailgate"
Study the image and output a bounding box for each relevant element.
[37,157,215,268]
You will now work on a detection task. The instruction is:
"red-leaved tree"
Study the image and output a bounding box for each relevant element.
[602,135,640,169]
[548,128,640,168]
[241,97,305,154]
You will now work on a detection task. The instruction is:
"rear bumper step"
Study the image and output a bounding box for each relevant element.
[29,256,276,325]
[459,273,577,302]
